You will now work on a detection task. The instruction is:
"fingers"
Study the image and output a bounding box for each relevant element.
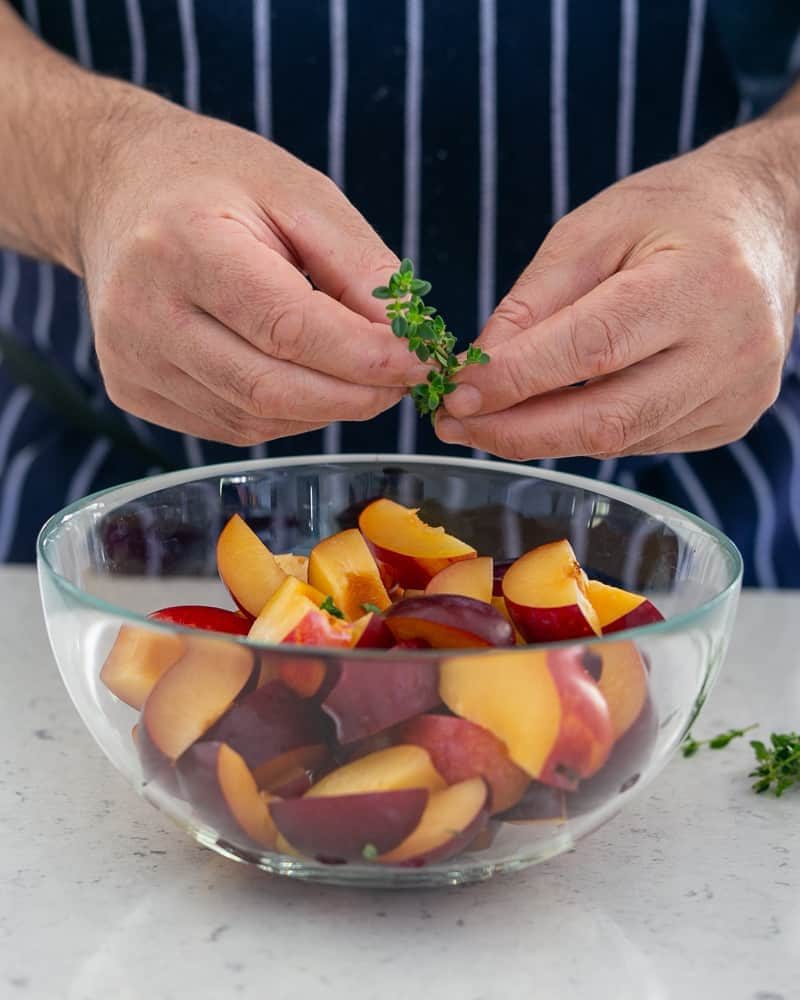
[613,393,762,456]
[263,153,402,322]
[611,360,777,456]
[182,225,427,389]
[630,424,729,455]
[166,307,406,424]
[107,380,327,447]
[445,255,680,420]
[436,348,711,461]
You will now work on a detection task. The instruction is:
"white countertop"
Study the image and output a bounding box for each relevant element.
[1,567,798,1000]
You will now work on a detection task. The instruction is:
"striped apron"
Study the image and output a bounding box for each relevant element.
[1,0,799,587]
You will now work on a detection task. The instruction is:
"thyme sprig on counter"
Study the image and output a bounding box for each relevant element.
[682,724,800,797]
[681,725,757,757]
[749,732,800,797]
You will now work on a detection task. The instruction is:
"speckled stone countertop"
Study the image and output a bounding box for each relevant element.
[1,569,797,1000]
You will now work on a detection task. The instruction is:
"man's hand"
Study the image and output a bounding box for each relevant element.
[0,4,424,445]
[77,97,425,445]
[437,109,800,461]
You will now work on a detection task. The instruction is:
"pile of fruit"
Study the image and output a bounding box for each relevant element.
[100,499,663,867]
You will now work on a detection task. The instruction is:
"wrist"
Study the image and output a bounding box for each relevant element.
[71,80,169,276]
[706,100,800,309]
[761,96,800,290]
[751,102,800,241]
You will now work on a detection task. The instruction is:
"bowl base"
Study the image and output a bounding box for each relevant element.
[195,828,572,889]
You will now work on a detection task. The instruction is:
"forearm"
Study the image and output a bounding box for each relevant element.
[0,3,155,274]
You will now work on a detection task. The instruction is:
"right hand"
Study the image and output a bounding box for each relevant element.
[75,90,424,445]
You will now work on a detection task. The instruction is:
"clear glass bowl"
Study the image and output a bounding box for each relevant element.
[37,455,742,888]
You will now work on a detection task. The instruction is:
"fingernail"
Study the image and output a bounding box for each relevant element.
[445,384,483,418]
[436,417,466,444]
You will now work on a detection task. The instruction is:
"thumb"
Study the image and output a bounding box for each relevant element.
[477,205,624,352]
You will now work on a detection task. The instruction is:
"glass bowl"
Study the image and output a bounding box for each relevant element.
[37,455,742,888]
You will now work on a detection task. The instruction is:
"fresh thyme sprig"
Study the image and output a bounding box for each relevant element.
[681,724,758,758]
[749,732,800,797]
[681,724,800,797]
[373,258,489,418]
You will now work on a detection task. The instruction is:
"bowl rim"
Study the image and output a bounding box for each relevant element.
[36,452,743,656]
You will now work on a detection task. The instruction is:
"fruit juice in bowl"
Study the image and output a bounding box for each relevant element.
[38,455,741,887]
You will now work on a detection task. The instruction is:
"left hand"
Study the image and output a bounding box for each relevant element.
[436,119,800,460]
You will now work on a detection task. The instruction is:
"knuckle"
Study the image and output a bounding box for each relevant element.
[486,422,533,463]
[296,170,350,221]
[493,293,538,334]
[715,242,757,289]
[259,297,306,361]
[224,409,265,447]
[128,217,179,268]
[352,243,400,285]
[308,168,341,200]
[539,214,584,258]
[705,246,768,321]
[503,356,534,403]
[569,304,633,380]
[579,402,635,457]
[545,215,572,247]
[243,367,276,419]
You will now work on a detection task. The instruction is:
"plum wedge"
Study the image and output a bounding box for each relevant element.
[585,579,664,634]
[425,556,493,604]
[149,605,251,636]
[440,647,613,790]
[100,625,186,710]
[322,655,441,744]
[177,741,278,850]
[378,777,490,866]
[502,540,601,643]
[308,528,390,621]
[396,714,529,814]
[203,679,331,786]
[359,498,476,589]
[217,514,287,618]
[138,635,257,781]
[384,594,514,649]
[270,789,428,861]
